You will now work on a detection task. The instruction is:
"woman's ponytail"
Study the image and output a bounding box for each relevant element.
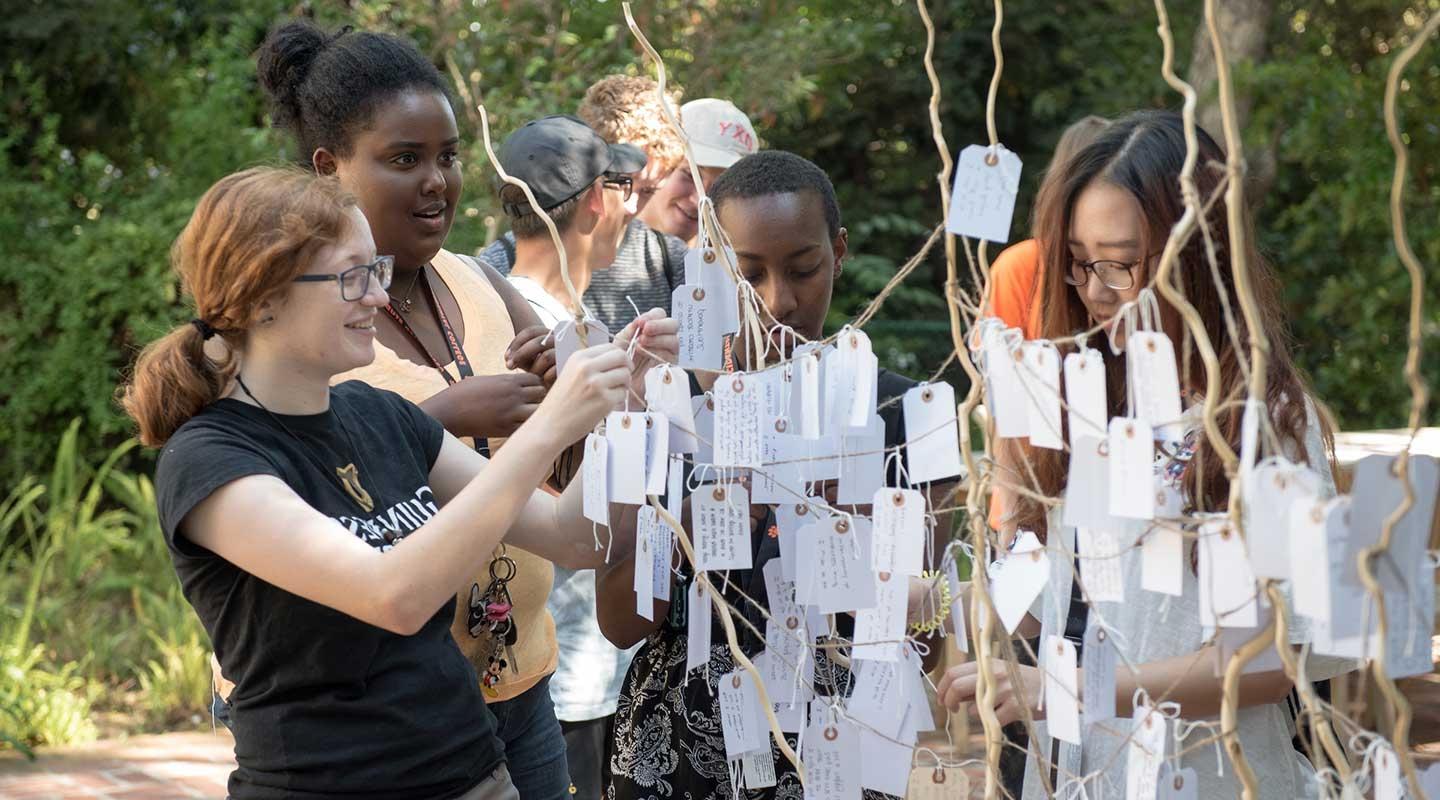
[121,322,237,447]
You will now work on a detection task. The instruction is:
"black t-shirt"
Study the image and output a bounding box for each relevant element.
[155,381,501,800]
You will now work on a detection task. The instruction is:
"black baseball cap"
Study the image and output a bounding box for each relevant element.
[498,115,648,216]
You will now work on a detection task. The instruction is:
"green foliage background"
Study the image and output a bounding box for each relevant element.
[0,0,1435,748]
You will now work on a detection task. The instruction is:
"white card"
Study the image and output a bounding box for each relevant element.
[686,578,711,673]
[754,432,806,505]
[1141,524,1183,596]
[989,530,1050,634]
[1064,435,1118,531]
[838,329,877,428]
[909,767,969,800]
[1063,347,1108,443]
[692,393,714,465]
[1157,765,1198,800]
[761,560,807,695]
[644,413,669,497]
[871,488,925,576]
[899,645,936,732]
[1125,703,1168,800]
[1197,519,1259,629]
[741,749,777,790]
[852,570,908,662]
[634,513,655,620]
[802,713,862,800]
[845,660,906,739]
[605,411,648,505]
[1374,746,1402,800]
[644,364,697,454]
[1021,341,1064,450]
[693,483,752,571]
[1077,527,1124,603]
[858,720,914,797]
[776,499,820,582]
[672,284,723,370]
[1043,635,1081,744]
[651,517,673,603]
[791,346,823,439]
[687,246,740,335]
[1290,496,1346,623]
[983,327,1030,438]
[718,670,767,758]
[1345,454,1440,591]
[582,433,609,526]
[713,373,762,468]
[836,416,885,506]
[1108,417,1156,520]
[553,319,611,378]
[1127,331,1184,442]
[795,516,877,614]
[666,454,684,522]
[945,143,1023,243]
[1082,625,1117,728]
[1243,460,1321,580]
[902,382,964,484]
[944,557,969,653]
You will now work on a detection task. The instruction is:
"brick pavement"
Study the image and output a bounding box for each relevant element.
[0,731,234,800]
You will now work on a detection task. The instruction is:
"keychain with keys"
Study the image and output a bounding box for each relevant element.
[468,551,520,697]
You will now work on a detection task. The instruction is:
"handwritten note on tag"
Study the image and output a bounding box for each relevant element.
[1021,342,1064,450]
[1077,527,1124,603]
[605,411,647,504]
[1125,703,1167,800]
[645,365,697,453]
[713,374,762,468]
[946,143,1023,243]
[754,432,806,505]
[796,516,877,614]
[693,484,752,571]
[1197,519,1259,629]
[1082,625,1117,727]
[803,714,862,800]
[872,488,925,576]
[1141,523,1183,596]
[1128,331,1184,442]
[633,512,655,620]
[686,578,711,673]
[1043,635,1081,744]
[1243,460,1321,580]
[846,660,906,739]
[672,284,722,370]
[792,346,823,439]
[1063,347,1108,442]
[983,328,1030,438]
[718,670,766,758]
[989,531,1050,634]
[902,382,963,484]
[741,749,777,790]
[1108,417,1156,520]
[582,433,608,525]
[836,329,877,429]
[553,319,611,378]
[852,570,907,662]
[644,413,669,497]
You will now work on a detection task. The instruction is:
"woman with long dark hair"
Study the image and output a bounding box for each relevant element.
[123,166,672,799]
[940,110,1351,798]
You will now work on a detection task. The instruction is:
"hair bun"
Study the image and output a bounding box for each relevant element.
[256,20,332,132]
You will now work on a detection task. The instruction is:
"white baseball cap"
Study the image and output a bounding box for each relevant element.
[680,98,758,168]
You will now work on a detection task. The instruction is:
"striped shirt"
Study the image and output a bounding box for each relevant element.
[476,220,689,336]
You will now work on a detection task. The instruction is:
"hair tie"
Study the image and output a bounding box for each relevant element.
[190,318,218,341]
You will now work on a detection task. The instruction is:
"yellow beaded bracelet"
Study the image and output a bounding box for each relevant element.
[908,571,952,635]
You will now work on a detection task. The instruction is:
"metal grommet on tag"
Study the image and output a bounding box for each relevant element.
[1311,505,1324,523]
[1013,349,1024,362]
[1029,550,1041,562]
[796,503,809,516]
[932,767,946,784]
[823,726,839,741]
[1155,491,1166,506]
[921,387,934,403]
[1174,773,1185,790]
[1276,474,1287,490]
[892,491,905,507]
[692,287,706,302]
[1220,526,1232,540]
[834,519,850,534]
[786,615,799,630]
[1125,423,1135,438]
[1057,641,1065,655]
[1145,715,1154,729]
[1147,339,1157,353]
[732,674,742,689]
[662,370,673,385]
[621,415,632,429]
[849,333,860,349]
[775,419,788,433]
[1097,629,1107,642]
[713,487,726,502]
[645,416,655,429]
[703,249,716,264]
[878,571,892,582]
[732,377,745,393]
[706,397,715,411]
[1097,440,1109,457]
[984,150,999,167]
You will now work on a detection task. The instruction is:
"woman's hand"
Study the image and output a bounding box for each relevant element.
[614,309,679,404]
[424,373,546,439]
[936,658,1045,726]
[531,343,633,446]
[506,325,559,388]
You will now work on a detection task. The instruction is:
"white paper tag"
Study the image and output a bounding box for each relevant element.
[838,329,877,428]
[945,143,1023,243]
[776,500,820,582]
[672,284,723,370]
[644,364,698,454]
[899,645,935,732]
[692,393,714,465]
[650,513,673,603]
[1289,496,1345,623]
[795,516,877,614]
[1108,418,1156,520]
[1125,703,1167,800]
[693,484,752,571]
[719,670,767,758]
[685,246,741,335]
[1128,331,1184,442]
[1064,435,1118,531]
[909,767,969,800]
[845,660,907,739]
[1077,527,1124,603]
[1243,460,1321,580]
[761,560,808,697]
[713,373,762,468]
[1043,635,1081,744]
[944,557,969,653]
[553,319,611,378]
[1197,519,1259,629]
[858,720,914,797]
[983,327,1030,438]
[871,488,925,576]
[902,382,964,484]
[582,433,609,526]
[666,454,684,522]
[686,578,712,673]
[644,413,669,497]
[836,416,885,506]
[754,432,806,505]
[989,531,1050,634]
[1345,454,1440,591]
[852,570,908,662]
[741,749,777,790]
[1157,765,1198,800]
[1374,746,1402,800]
[605,411,648,505]
[1082,625,1117,728]
[1141,524,1183,597]
[791,346,823,439]
[802,713,862,800]
[1021,341,1064,450]
[634,511,655,620]
[1063,347,1108,443]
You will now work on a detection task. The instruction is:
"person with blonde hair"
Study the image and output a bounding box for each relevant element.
[122,165,675,799]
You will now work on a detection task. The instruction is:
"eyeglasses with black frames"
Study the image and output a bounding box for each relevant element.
[292,256,395,302]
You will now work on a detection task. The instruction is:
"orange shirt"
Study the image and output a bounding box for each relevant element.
[986,238,1042,340]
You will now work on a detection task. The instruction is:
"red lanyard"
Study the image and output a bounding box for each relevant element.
[382,266,474,385]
